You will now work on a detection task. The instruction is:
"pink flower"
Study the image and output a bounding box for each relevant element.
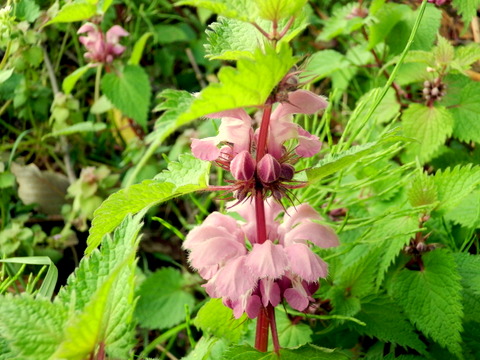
[182,200,339,318]
[77,23,129,64]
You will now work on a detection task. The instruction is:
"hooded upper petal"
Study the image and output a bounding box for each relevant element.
[245,240,288,279]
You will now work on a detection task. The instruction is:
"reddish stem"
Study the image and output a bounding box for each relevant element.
[267,304,281,354]
[256,100,274,162]
[255,191,267,245]
[255,307,270,352]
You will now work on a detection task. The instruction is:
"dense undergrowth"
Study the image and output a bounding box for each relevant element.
[1,0,480,359]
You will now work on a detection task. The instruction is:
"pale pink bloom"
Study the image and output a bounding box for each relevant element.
[78,23,129,64]
[266,90,327,159]
[191,108,253,161]
[182,200,339,318]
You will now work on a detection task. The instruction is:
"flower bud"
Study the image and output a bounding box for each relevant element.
[280,163,295,180]
[257,154,281,183]
[230,151,256,181]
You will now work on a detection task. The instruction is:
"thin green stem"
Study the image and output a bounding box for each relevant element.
[139,323,187,359]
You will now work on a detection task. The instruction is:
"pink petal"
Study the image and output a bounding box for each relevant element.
[245,240,288,279]
[230,151,256,181]
[205,108,250,120]
[188,236,246,271]
[217,116,253,154]
[284,221,339,248]
[213,256,257,300]
[282,203,321,230]
[244,294,262,319]
[106,25,129,43]
[271,90,328,120]
[284,287,309,311]
[77,23,96,34]
[259,278,281,307]
[285,243,328,281]
[296,127,321,157]
[191,137,221,161]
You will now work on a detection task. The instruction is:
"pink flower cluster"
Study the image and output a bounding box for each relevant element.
[77,23,129,64]
[182,200,339,319]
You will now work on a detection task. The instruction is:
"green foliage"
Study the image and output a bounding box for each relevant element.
[135,268,196,330]
[275,309,312,348]
[255,0,306,21]
[46,2,97,25]
[179,44,296,121]
[222,344,349,359]
[175,0,257,22]
[402,104,453,163]
[351,296,427,352]
[452,0,480,26]
[86,154,210,253]
[408,172,437,208]
[101,65,151,128]
[368,3,409,49]
[0,295,68,360]
[128,32,154,66]
[62,65,91,95]
[388,250,463,355]
[194,298,248,342]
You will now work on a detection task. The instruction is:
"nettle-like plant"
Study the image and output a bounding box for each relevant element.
[2,0,480,359]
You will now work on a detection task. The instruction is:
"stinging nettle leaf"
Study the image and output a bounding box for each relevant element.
[408,171,438,208]
[255,0,307,22]
[101,65,151,129]
[86,155,210,253]
[451,0,480,26]
[388,249,463,355]
[179,44,296,122]
[402,104,453,163]
[175,0,258,21]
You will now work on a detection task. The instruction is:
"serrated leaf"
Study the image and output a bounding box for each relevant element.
[433,35,454,66]
[442,77,480,143]
[275,309,312,348]
[388,250,463,355]
[433,164,480,212]
[179,44,296,122]
[351,296,427,353]
[42,122,106,139]
[135,268,196,330]
[222,344,348,360]
[444,190,480,228]
[193,298,247,343]
[0,295,68,360]
[155,154,210,187]
[402,104,453,163]
[175,0,257,21]
[86,155,210,253]
[452,43,480,72]
[408,172,437,208]
[452,0,480,26]
[255,0,306,21]
[306,134,406,183]
[62,65,90,95]
[54,215,142,359]
[46,1,97,25]
[101,65,151,128]
[453,252,480,297]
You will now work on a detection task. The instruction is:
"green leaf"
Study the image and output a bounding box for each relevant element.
[42,122,106,139]
[14,0,40,22]
[101,65,151,128]
[442,77,480,143]
[433,164,480,212]
[62,65,91,95]
[0,256,58,299]
[54,215,142,359]
[452,0,480,26]
[275,309,312,348]
[432,35,454,66]
[402,104,453,163]
[388,250,463,355]
[452,43,480,72]
[304,50,349,81]
[351,296,427,352]
[135,268,196,330]
[194,298,248,343]
[306,134,406,183]
[175,0,257,21]
[46,1,97,25]
[179,44,296,121]
[368,3,409,49]
[0,295,68,360]
[453,252,480,297]
[408,172,437,208]
[128,32,153,65]
[255,0,306,21]
[222,344,348,360]
[86,154,210,253]
[444,190,480,228]
[317,3,366,41]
